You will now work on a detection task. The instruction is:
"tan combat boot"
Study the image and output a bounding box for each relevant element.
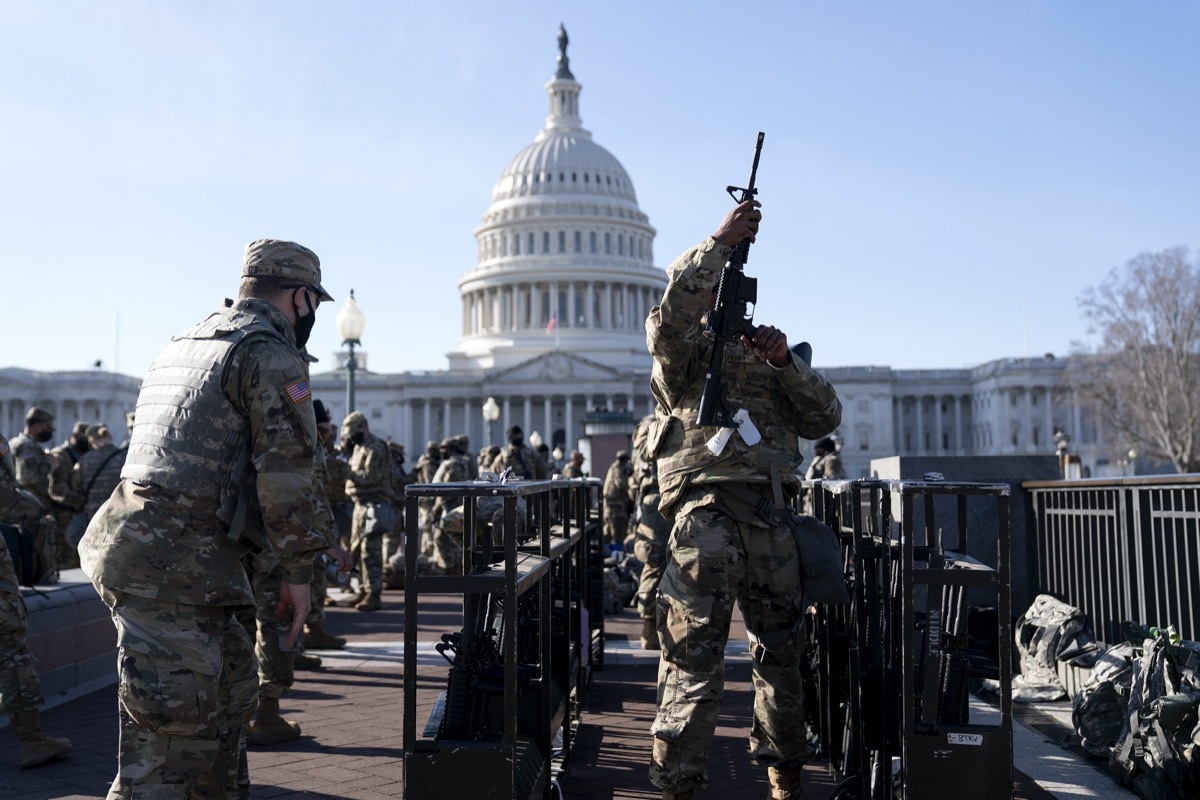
[767,764,806,800]
[246,697,301,746]
[11,710,72,768]
[303,621,347,650]
[640,618,660,650]
[355,591,382,612]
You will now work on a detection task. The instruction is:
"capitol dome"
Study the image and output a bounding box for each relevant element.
[448,26,666,372]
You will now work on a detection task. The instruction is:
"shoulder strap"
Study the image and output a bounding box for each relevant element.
[84,446,126,498]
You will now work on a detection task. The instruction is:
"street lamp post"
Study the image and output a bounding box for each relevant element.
[482,396,500,445]
[336,289,366,416]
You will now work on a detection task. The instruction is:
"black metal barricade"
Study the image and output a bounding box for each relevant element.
[402,476,600,800]
[806,479,1013,800]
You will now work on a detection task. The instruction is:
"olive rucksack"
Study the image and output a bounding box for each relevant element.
[1108,636,1200,800]
[1072,641,1137,757]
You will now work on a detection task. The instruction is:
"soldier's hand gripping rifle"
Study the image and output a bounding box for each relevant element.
[697,132,765,428]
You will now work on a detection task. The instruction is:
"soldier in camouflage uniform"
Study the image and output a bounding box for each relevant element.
[79,239,332,799]
[631,415,671,650]
[602,451,634,544]
[646,201,842,800]
[489,424,548,479]
[48,421,90,569]
[9,408,58,581]
[69,424,128,530]
[413,441,441,557]
[430,437,473,574]
[305,400,351,637]
[342,410,393,612]
[0,431,73,768]
[561,450,586,478]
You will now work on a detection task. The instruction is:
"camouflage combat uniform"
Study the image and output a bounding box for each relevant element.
[8,432,57,580]
[489,442,548,479]
[602,455,634,545]
[0,436,46,716]
[646,235,842,793]
[344,429,393,598]
[71,440,128,521]
[430,442,473,573]
[48,437,88,568]
[631,416,671,625]
[412,442,441,557]
[79,292,329,799]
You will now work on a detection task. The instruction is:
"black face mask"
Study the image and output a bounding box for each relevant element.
[294,291,316,348]
[73,436,90,452]
[510,437,524,449]
[35,429,53,444]
[350,431,366,446]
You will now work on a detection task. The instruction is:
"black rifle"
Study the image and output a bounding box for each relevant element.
[697,132,765,428]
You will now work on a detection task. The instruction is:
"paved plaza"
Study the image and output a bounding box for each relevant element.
[0,585,1131,799]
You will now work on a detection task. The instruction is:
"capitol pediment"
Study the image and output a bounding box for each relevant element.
[489,350,624,385]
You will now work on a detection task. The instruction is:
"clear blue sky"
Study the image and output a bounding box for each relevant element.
[2,2,1196,376]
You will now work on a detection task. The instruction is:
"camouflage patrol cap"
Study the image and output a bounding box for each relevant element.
[453,434,470,449]
[86,424,110,441]
[241,239,334,301]
[71,421,90,436]
[616,450,630,460]
[569,450,583,461]
[438,437,457,451]
[25,407,54,425]
[342,410,367,431]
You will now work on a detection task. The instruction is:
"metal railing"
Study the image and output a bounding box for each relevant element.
[1024,475,1200,644]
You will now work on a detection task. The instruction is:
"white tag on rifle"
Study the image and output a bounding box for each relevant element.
[705,408,760,456]
[706,427,734,456]
[734,408,761,445]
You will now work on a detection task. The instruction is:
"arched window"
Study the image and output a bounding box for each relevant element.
[574,231,582,253]
[589,231,597,253]
[558,231,566,253]
[618,234,624,256]
[528,232,535,254]
[543,231,551,253]
[604,232,611,254]
[512,234,520,255]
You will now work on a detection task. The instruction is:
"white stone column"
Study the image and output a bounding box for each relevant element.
[422,401,432,448]
[934,396,944,453]
[585,282,594,328]
[564,396,573,450]
[503,397,512,433]
[1023,389,1034,453]
[464,398,475,445]
[523,397,532,438]
[443,399,452,439]
[1043,389,1054,453]
[604,284,613,328]
[543,396,552,443]
[527,285,536,330]
[954,396,963,455]
[915,397,924,453]
[403,401,414,457]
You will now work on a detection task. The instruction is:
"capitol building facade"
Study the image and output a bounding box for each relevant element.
[1,30,1117,478]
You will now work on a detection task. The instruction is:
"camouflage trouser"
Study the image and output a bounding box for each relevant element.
[306,553,327,626]
[603,509,629,545]
[239,560,297,700]
[433,526,463,574]
[649,502,809,793]
[351,504,384,594]
[100,588,257,800]
[417,498,436,557]
[52,506,80,568]
[0,541,41,715]
[633,522,668,621]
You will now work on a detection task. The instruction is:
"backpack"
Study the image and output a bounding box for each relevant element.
[1012,594,1097,700]
[1109,636,1200,800]
[1073,641,1137,757]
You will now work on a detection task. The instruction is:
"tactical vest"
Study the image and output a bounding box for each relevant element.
[122,305,290,503]
[654,342,803,499]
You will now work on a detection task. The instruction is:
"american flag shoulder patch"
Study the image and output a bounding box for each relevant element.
[285,379,311,404]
